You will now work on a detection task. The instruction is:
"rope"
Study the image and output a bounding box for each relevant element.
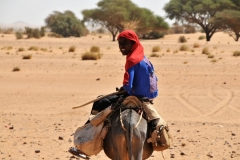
[120,107,143,131]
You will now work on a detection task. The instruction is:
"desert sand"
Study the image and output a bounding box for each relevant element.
[0,32,240,160]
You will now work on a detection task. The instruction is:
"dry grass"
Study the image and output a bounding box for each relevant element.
[90,46,100,53]
[12,67,20,72]
[198,35,206,40]
[29,46,39,51]
[150,53,159,57]
[233,51,240,57]
[69,46,76,52]
[202,47,210,55]
[22,54,32,59]
[208,55,214,58]
[179,45,189,51]
[193,43,200,48]
[18,47,25,52]
[178,36,187,43]
[82,52,102,60]
[152,46,160,52]
[40,48,48,52]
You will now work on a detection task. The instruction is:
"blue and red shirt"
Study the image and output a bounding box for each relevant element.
[118,30,158,99]
[123,56,158,99]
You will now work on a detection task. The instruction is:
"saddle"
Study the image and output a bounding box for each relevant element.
[113,96,148,120]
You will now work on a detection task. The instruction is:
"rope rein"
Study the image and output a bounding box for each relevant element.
[120,107,143,131]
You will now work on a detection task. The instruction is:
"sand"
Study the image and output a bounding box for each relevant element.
[0,32,240,160]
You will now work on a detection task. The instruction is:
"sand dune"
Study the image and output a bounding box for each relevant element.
[0,32,239,159]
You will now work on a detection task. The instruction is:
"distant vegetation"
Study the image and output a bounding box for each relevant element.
[45,10,88,37]
[164,0,240,41]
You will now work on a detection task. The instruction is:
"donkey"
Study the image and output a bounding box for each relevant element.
[103,96,153,160]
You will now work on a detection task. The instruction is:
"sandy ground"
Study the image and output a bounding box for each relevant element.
[0,32,240,160]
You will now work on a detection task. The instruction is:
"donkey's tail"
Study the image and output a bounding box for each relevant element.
[126,109,133,160]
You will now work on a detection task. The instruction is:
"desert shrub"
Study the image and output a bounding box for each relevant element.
[69,46,76,52]
[22,54,32,59]
[173,50,178,54]
[15,32,23,39]
[233,51,240,57]
[82,52,102,60]
[90,46,100,53]
[7,46,13,50]
[32,28,41,39]
[152,46,160,52]
[142,31,165,39]
[178,36,187,43]
[25,27,43,39]
[18,47,24,52]
[208,55,214,58]
[28,46,39,51]
[198,35,206,40]
[3,28,14,34]
[202,47,209,55]
[193,43,200,48]
[40,48,47,52]
[166,48,170,52]
[211,59,217,63]
[179,45,189,51]
[48,33,63,38]
[40,27,45,37]
[12,67,20,72]
[150,53,159,57]
[25,27,33,38]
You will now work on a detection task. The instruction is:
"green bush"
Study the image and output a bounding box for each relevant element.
[48,33,63,38]
[25,27,44,39]
[142,31,165,39]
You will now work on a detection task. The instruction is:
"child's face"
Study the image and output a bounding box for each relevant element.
[118,38,134,55]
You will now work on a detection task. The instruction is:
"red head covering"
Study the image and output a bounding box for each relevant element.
[117,30,144,85]
[117,30,144,70]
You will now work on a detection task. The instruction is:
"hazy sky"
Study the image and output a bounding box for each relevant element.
[0,0,173,26]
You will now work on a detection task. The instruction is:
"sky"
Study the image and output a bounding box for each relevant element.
[0,0,173,26]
